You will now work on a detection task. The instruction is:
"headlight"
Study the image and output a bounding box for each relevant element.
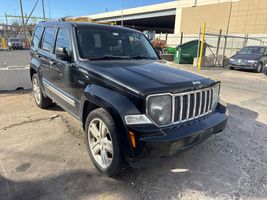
[229,58,235,62]
[247,60,258,63]
[212,83,220,110]
[147,94,172,126]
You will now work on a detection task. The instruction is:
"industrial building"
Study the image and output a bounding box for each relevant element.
[78,0,267,35]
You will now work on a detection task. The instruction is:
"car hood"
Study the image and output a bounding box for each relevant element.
[231,53,262,60]
[82,60,214,96]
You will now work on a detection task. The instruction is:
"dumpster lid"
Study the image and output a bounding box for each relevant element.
[176,39,211,49]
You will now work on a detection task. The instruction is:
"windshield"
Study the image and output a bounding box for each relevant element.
[76,28,158,60]
[238,47,265,55]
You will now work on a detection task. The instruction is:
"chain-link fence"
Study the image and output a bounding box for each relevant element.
[0,24,34,68]
[202,32,267,67]
[156,33,200,47]
[156,31,267,67]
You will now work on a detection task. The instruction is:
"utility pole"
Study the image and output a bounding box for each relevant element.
[5,13,8,25]
[19,0,25,27]
[20,0,27,40]
[42,0,46,20]
[121,0,125,26]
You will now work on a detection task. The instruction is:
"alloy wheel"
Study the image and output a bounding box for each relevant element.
[32,77,41,105]
[88,118,113,168]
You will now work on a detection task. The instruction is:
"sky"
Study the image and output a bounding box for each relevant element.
[0,0,174,23]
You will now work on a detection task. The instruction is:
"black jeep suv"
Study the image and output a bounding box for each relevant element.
[30,21,228,176]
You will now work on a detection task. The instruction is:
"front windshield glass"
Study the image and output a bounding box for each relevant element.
[238,47,265,55]
[76,28,158,60]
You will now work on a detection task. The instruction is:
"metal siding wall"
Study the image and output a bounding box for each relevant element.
[180,2,232,34]
[229,0,267,34]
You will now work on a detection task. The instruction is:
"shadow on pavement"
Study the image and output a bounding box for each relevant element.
[0,103,266,200]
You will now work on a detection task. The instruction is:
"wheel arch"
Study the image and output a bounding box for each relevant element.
[30,67,37,80]
[30,58,40,81]
[80,84,142,159]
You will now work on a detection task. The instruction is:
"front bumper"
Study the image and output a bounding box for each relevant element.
[228,63,257,70]
[9,44,23,49]
[127,103,228,166]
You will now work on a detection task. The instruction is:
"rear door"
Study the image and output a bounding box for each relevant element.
[30,26,43,73]
[38,27,56,83]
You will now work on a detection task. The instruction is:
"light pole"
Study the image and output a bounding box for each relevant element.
[42,0,46,20]
[121,0,125,26]
[19,0,27,41]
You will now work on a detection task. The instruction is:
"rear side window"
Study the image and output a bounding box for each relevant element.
[55,28,71,51]
[31,26,43,49]
[41,27,55,52]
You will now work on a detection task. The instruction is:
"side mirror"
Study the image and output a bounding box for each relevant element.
[55,47,69,61]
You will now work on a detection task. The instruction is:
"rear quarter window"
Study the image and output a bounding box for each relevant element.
[40,27,56,52]
[31,26,43,49]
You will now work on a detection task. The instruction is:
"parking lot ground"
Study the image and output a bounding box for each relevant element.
[0,66,267,200]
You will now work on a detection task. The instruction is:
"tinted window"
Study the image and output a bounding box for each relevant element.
[55,28,71,51]
[31,26,43,49]
[76,29,158,60]
[41,27,55,51]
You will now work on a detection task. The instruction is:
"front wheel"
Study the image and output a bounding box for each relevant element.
[255,62,263,73]
[84,108,124,177]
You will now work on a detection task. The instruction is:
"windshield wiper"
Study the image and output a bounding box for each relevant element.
[130,56,157,60]
[89,55,132,60]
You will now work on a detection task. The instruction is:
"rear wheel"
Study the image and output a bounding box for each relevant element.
[84,108,124,177]
[255,62,263,73]
[32,74,52,108]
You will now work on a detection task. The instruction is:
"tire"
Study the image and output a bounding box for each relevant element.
[32,74,52,108]
[229,66,235,70]
[84,108,124,177]
[255,62,263,73]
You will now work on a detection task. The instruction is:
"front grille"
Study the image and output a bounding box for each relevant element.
[173,87,214,123]
[233,59,247,66]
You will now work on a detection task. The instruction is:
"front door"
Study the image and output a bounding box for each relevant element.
[50,28,84,116]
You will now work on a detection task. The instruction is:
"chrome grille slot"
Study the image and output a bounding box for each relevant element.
[174,87,214,124]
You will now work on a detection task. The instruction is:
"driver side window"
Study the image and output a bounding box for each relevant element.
[55,28,71,53]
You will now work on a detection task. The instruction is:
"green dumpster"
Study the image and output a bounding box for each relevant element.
[166,47,176,54]
[174,40,206,64]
